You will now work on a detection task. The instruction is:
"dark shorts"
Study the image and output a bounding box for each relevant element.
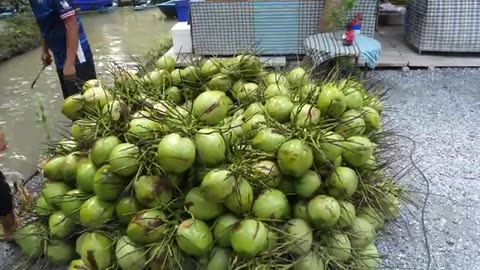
[57,59,97,99]
[0,172,13,217]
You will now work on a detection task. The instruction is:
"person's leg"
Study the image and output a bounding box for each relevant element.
[75,59,97,90]
[57,69,76,99]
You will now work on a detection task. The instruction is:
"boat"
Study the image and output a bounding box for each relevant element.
[157,0,176,18]
[133,0,166,11]
[72,0,113,12]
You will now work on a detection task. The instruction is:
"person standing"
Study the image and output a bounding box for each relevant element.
[0,130,18,241]
[29,0,97,98]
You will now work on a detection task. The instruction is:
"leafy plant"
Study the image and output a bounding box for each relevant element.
[329,0,358,30]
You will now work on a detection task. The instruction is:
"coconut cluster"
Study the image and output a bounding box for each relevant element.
[16,55,402,270]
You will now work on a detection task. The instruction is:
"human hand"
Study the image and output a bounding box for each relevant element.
[63,64,76,81]
[41,52,52,66]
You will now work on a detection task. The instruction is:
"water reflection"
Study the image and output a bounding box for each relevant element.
[0,8,175,179]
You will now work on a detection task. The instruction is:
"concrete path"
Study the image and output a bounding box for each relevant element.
[1,69,479,269]
[374,69,480,269]
[374,26,480,69]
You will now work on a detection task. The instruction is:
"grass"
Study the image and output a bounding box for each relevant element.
[0,15,40,63]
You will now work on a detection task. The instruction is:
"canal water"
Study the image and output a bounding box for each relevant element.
[0,8,175,180]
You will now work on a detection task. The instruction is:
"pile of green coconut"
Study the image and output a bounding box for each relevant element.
[15,54,403,270]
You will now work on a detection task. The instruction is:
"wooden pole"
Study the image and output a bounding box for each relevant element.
[319,0,343,32]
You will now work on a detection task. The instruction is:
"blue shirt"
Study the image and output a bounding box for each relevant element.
[29,0,93,69]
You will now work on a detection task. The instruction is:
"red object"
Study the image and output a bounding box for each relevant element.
[343,30,355,46]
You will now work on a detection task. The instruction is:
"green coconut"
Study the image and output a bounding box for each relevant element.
[67,259,88,270]
[264,72,288,86]
[176,219,213,256]
[43,156,66,182]
[206,74,231,93]
[155,55,176,72]
[313,132,345,164]
[364,95,383,113]
[15,223,47,258]
[326,166,359,198]
[78,232,113,270]
[201,169,235,202]
[232,81,258,103]
[324,233,351,261]
[285,219,313,255]
[71,120,95,143]
[206,247,231,270]
[298,83,320,101]
[335,109,366,138]
[317,83,347,117]
[35,196,55,217]
[224,178,254,215]
[192,90,231,125]
[115,235,147,270]
[265,95,295,123]
[49,210,75,239]
[82,79,101,93]
[294,251,325,270]
[61,94,85,120]
[342,136,374,167]
[101,99,129,122]
[115,197,143,225]
[126,209,169,244]
[83,86,113,111]
[76,160,96,193]
[356,243,381,270]
[200,59,220,78]
[295,170,322,198]
[242,114,267,139]
[108,143,140,177]
[127,118,163,141]
[58,189,88,221]
[93,165,127,201]
[185,187,224,220]
[337,200,356,228]
[357,206,385,231]
[251,128,286,154]
[290,104,321,127]
[79,196,115,228]
[243,102,264,120]
[143,69,171,88]
[195,128,227,167]
[307,195,341,229]
[90,136,121,167]
[380,192,401,220]
[180,66,200,84]
[56,139,77,153]
[287,67,308,88]
[47,240,76,265]
[234,55,262,78]
[213,214,239,248]
[41,182,71,207]
[230,219,268,257]
[252,189,289,219]
[61,152,87,185]
[293,201,310,221]
[343,86,364,109]
[265,84,289,98]
[348,217,376,248]
[251,160,282,187]
[134,175,173,208]
[157,133,196,174]
[277,139,313,177]
[361,106,381,131]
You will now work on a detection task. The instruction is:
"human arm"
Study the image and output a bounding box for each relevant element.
[63,15,79,80]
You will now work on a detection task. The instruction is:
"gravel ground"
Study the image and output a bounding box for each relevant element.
[1,68,479,270]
